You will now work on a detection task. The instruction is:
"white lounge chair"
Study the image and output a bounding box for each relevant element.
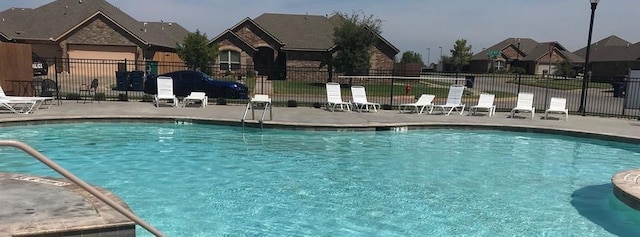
[183,92,208,108]
[0,98,37,114]
[325,82,351,112]
[427,85,466,115]
[511,93,535,119]
[469,93,496,116]
[399,94,435,114]
[351,86,380,112]
[545,97,568,121]
[0,84,53,110]
[154,76,178,107]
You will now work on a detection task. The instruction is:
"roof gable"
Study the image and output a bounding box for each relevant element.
[0,0,189,48]
[213,30,257,53]
[472,38,538,60]
[210,17,284,47]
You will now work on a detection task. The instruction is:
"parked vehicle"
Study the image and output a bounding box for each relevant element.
[143,70,249,99]
[32,53,48,76]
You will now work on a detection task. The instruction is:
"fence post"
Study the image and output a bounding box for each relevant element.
[53,57,61,105]
[389,76,395,107]
[516,73,521,95]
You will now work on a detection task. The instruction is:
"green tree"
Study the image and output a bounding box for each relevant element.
[554,60,576,78]
[332,11,382,75]
[176,30,219,75]
[400,51,424,65]
[449,39,473,72]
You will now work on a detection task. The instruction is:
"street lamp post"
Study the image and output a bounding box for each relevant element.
[426,48,431,66]
[579,0,600,116]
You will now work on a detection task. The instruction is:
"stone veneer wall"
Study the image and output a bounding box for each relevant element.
[66,17,137,46]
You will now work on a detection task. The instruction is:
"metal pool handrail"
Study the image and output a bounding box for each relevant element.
[0,140,166,237]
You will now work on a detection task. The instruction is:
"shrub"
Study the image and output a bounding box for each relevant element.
[94,93,106,101]
[65,93,81,100]
[216,97,227,105]
[312,102,322,108]
[382,104,393,110]
[287,100,298,107]
[118,93,128,101]
[141,94,154,102]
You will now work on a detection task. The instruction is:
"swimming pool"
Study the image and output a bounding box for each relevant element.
[1,122,639,236]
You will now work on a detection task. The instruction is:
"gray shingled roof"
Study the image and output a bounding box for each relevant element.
[473,38,585,63]
[573,35,640,61]
[471,38,538,60]
[253,13,336,50]
[521,43,555,61]
[560,50,585,63]
[0,0,189,48]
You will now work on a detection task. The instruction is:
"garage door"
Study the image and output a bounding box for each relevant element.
[67,44,136,76]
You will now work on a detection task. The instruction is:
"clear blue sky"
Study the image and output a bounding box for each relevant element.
[3,0,638,64]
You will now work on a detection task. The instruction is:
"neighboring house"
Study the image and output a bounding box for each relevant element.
[470,38,584,75]
[0,0,190,75]
[210,13,399,80]
[573,35,640,81]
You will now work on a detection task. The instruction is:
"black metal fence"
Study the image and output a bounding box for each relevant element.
[27,58,640,119]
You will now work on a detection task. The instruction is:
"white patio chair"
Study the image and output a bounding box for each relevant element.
[545,97,568,121]
[469,93,496,116]
[427,85,466,115]
[183,92,208,108]
[351,86,380,112]
[154,76,178,107]
[511,93,535,119]
[399,94,435,114]
[325,82,351,112]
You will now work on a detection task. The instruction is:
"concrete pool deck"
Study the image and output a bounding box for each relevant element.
[0,100,639,236]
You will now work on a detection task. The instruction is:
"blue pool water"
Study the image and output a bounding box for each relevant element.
[0,122,639,236]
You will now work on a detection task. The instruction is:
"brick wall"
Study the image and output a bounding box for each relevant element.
[370,46,395,71]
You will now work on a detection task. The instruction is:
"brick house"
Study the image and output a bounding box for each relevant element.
[470,38,584,75]
[210,13,399,80]
[0,0,190,75]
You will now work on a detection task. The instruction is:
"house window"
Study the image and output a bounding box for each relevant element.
[494,60,505,71]
[220,51,240,71]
